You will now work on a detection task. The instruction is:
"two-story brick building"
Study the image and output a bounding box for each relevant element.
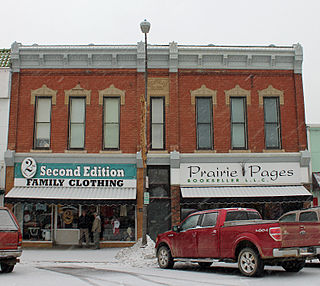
[4,41,311,246]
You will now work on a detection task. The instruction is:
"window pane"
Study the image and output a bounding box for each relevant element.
[232,124,245,148]
[181,214,200,231]
[152,124,164,149]
[264,98,278,122]
[197,98,211,123]
[299,211,318,222]
[104,124,119,148]
[70,124,84,148]
[36,98,51,122]
[279,213,296,222]
[265,124,279,148]
[198,124,212,149]
[201,213,218,227]
[151,98,164,123]
[70,98,85,123]
[231,98,245,122]
[104,98,119,123]
[36,123,50,147]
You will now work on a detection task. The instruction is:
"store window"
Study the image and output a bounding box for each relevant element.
[264,97,281,149]
[230,97,247,149]
[103,97,120,149]
[68,97,86,149]
[16,203,53,241]
[151,97,165,150]
[196,97,213,149]
[34,97,52,149]
[100,205,135,241]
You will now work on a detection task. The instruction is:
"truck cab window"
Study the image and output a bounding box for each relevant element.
[201,213,218,227]
[279,213,296,222]
[180,214,200,231]
[299,211,318,222]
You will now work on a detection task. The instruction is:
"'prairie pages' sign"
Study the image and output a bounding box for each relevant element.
[180,162,301,186]
[15,157,136,188]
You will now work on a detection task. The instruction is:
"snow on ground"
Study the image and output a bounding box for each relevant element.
[115,235,158,267]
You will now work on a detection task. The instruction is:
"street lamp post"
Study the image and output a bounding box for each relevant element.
[140,19,150,246]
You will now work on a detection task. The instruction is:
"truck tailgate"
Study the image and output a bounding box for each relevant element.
[280,221,320,248]
[0,231,20,250]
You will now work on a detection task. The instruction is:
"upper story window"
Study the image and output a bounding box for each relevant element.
[196,97,213,149]
[264,97,281,149]
[230,97,247,149]
[34,97,52,149]
[68,97,86,149]
[103,97,120,149]
[150,97,165,150]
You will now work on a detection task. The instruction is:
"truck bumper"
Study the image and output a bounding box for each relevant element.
[0,248,22,259]
[273,246,320,258]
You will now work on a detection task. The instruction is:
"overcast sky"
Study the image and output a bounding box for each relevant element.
[1,0,319,123]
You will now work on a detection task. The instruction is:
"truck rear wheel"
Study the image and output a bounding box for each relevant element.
[282,259,305,272]
[157,246,174,269]
[1,263,14,273]
[238,247,264,277]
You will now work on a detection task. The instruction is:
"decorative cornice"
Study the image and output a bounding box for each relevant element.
[190,85,217,105]
[30,84,57,105]
[10,42,303,74]
[98,84,126,105]
[225,85,251,105]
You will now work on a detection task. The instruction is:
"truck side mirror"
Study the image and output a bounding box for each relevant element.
[173,225,180,232]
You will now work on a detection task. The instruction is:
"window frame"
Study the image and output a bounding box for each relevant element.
[263,97,282,149]
[150,97,165,150]
[230,97,247,150]
[68,97,86,150]
[103,96,121,150]
[196,97,213,150]
[33,96,52,150]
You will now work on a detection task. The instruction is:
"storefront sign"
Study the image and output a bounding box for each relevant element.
[15,158,137,188]
[180,162,301,186]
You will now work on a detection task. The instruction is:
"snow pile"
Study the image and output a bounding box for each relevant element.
[115,235,158,267]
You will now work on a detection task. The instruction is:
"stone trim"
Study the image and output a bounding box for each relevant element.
[190,85,217,105]
[30,84,57,105]
[147,78,169,106]
[229,149,252,153]
[98,84,126,105]
[258,85,284,105]
[225,85,251,105]
[64,84,91,105]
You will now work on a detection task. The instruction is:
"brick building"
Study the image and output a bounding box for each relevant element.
[5,41,311,246]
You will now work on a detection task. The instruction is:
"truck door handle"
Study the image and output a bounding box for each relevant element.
[212,230,217,235]
[300,230,306,235]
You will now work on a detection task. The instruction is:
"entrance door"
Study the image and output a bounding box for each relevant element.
[147,198,171,242]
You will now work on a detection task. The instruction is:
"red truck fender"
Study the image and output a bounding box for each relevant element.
[232,232,264,259]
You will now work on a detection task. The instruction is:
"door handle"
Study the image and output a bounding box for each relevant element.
[212,230,217,235]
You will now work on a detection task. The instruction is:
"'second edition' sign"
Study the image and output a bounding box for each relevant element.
[15,158,137,188]
[180,162,301,186]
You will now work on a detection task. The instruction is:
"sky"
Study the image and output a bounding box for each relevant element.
[1,0,319,123]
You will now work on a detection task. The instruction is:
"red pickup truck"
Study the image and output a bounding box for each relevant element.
[0,207,22,273]
[155,208,320,277]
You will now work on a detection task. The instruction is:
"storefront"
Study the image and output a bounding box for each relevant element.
[170,152,312,221]
[5,156,137,247]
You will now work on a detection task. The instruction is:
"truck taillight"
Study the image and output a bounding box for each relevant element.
[18,231,22,246]
[269,227,282,241]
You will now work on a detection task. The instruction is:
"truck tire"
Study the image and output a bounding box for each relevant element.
[1,263,14,273]
[157,246,174,269]
[282,259,305,272]
[238,247,264,277]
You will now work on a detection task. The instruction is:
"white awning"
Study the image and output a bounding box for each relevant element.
[5,187,136,200]
[181,185,311,198]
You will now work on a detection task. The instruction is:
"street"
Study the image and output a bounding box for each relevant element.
[1,248,319,286]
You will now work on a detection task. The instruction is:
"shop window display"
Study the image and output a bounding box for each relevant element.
[100,205,135,241]
[17,203,53,241]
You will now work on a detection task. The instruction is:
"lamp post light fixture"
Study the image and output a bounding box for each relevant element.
[140,19,151,246]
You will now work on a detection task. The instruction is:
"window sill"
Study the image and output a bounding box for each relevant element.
[263,149,285,153]
[99,150,122,154]
[229,149,251,153]
[148,150,169,154]
[30,149,52,153]
[64,150,87,153]
[194,150,216,153]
